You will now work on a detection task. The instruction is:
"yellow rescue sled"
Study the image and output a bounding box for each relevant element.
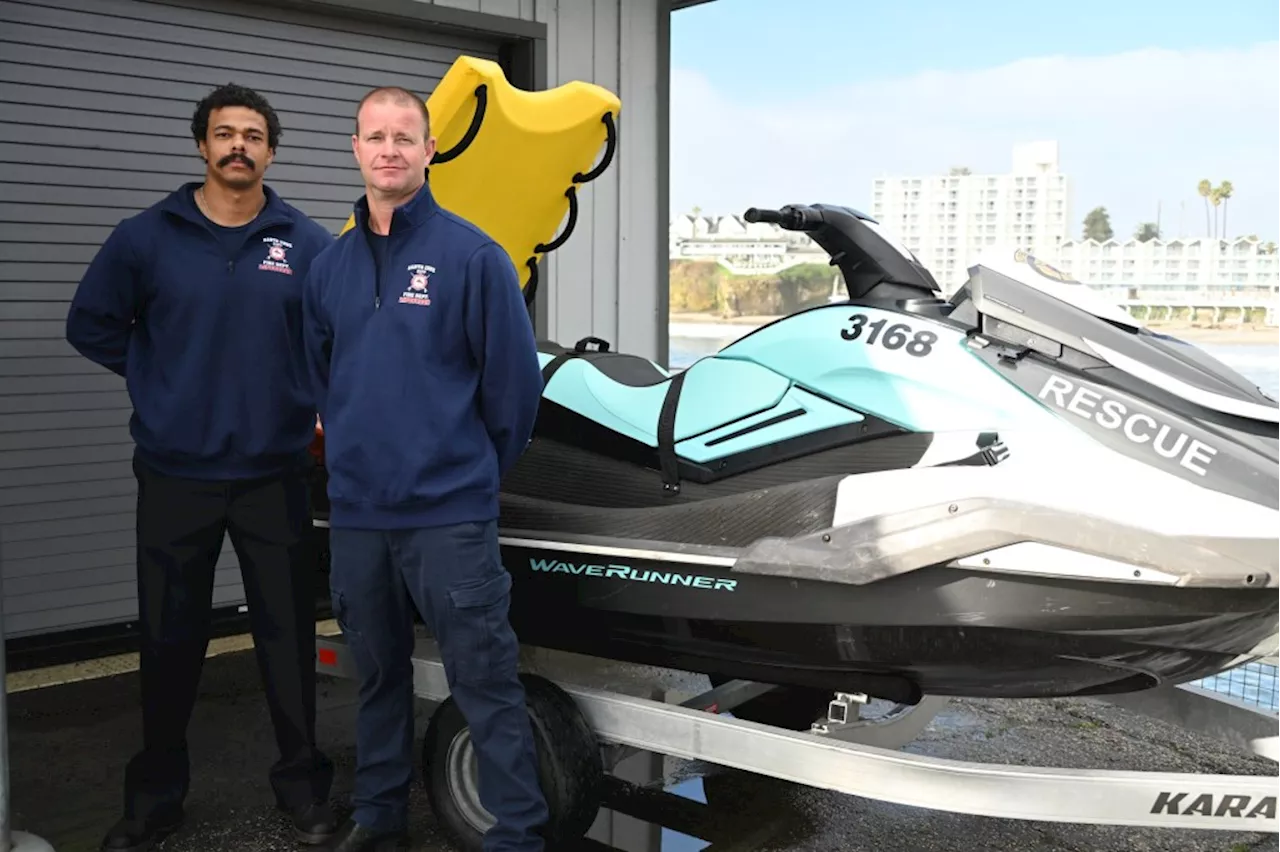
[340,56,621,300]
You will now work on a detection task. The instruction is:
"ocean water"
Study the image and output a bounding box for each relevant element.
[1196,343,1280,398]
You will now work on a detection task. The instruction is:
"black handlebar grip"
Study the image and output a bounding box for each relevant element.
[744,207,777,223]
[744,206,816,230]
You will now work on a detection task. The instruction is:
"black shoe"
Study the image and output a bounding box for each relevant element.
[283,800,339,845]
[100,808,183,852]
[329,819,410,852]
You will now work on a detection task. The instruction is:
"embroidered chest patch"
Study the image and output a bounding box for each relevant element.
[258,237,294,275]
[399,263,435,306]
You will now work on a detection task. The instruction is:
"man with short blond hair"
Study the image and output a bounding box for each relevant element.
[356,85,431,133]
[303,86,548,851]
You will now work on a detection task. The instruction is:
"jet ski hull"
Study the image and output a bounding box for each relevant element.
[499,536,1279,703]
[309,429,1278,705]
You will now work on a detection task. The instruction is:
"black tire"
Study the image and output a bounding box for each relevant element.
[422,674,603,851]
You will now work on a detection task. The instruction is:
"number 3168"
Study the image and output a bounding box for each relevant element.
[840,313,937,357]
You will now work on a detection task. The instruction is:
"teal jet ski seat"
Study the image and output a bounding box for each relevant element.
[533,336,868,492]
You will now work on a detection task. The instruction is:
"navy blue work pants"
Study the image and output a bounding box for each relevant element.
[328,520,548,850]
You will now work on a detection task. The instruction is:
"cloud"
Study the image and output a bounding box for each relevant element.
[669,42,1280,241]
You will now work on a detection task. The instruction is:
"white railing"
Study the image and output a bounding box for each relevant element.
[1101,293,1277,325]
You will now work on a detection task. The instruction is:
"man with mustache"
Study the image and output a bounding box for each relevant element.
[66,83,338,852]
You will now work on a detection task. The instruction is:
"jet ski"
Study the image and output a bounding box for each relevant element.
[310,202,1278,708]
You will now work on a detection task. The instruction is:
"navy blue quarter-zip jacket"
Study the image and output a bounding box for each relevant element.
[301,183,544,530]
[65,182,334,480]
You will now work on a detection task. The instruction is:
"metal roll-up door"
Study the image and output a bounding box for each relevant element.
[0,0,506,638]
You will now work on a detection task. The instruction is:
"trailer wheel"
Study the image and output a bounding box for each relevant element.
[422,674,603,850]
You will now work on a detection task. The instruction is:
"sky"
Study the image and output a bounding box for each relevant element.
[668,0,1280,242]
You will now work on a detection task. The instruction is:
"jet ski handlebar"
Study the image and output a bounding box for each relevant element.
[743,205,822,231]
[745,202,942,299]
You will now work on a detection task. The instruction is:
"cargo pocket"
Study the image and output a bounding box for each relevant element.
[331,589,357,638]
[444,570,515,687]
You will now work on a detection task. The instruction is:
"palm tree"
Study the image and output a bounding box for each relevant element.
[1210,187,1221,240]
[1197,179,1212,238]
[1216,180,1233,239]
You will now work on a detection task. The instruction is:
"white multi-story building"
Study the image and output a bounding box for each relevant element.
[669,137,1278,299]
[1055,236,1277,296]
[869,141,1073,288]
[668,211,827,274]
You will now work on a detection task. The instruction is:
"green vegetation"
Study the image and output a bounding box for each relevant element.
[1133,221,1161,242]
[1087,178,1276,247]
[669,260,838,318]
[1083,206,1114,241]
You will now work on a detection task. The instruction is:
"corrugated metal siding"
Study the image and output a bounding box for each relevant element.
[0,0,504,637]
[533,0,667,364]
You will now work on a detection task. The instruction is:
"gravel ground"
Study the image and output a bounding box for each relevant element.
[4,641,1276,852]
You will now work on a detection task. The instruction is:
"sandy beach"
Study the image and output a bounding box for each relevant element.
[669,311,1279,346]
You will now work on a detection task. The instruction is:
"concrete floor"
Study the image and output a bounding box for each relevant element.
[4,631,1277,852]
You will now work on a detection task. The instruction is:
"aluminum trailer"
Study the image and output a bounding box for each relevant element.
[313,629,1279,850]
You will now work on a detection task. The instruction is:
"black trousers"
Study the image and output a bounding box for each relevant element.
[123,453,333,821]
